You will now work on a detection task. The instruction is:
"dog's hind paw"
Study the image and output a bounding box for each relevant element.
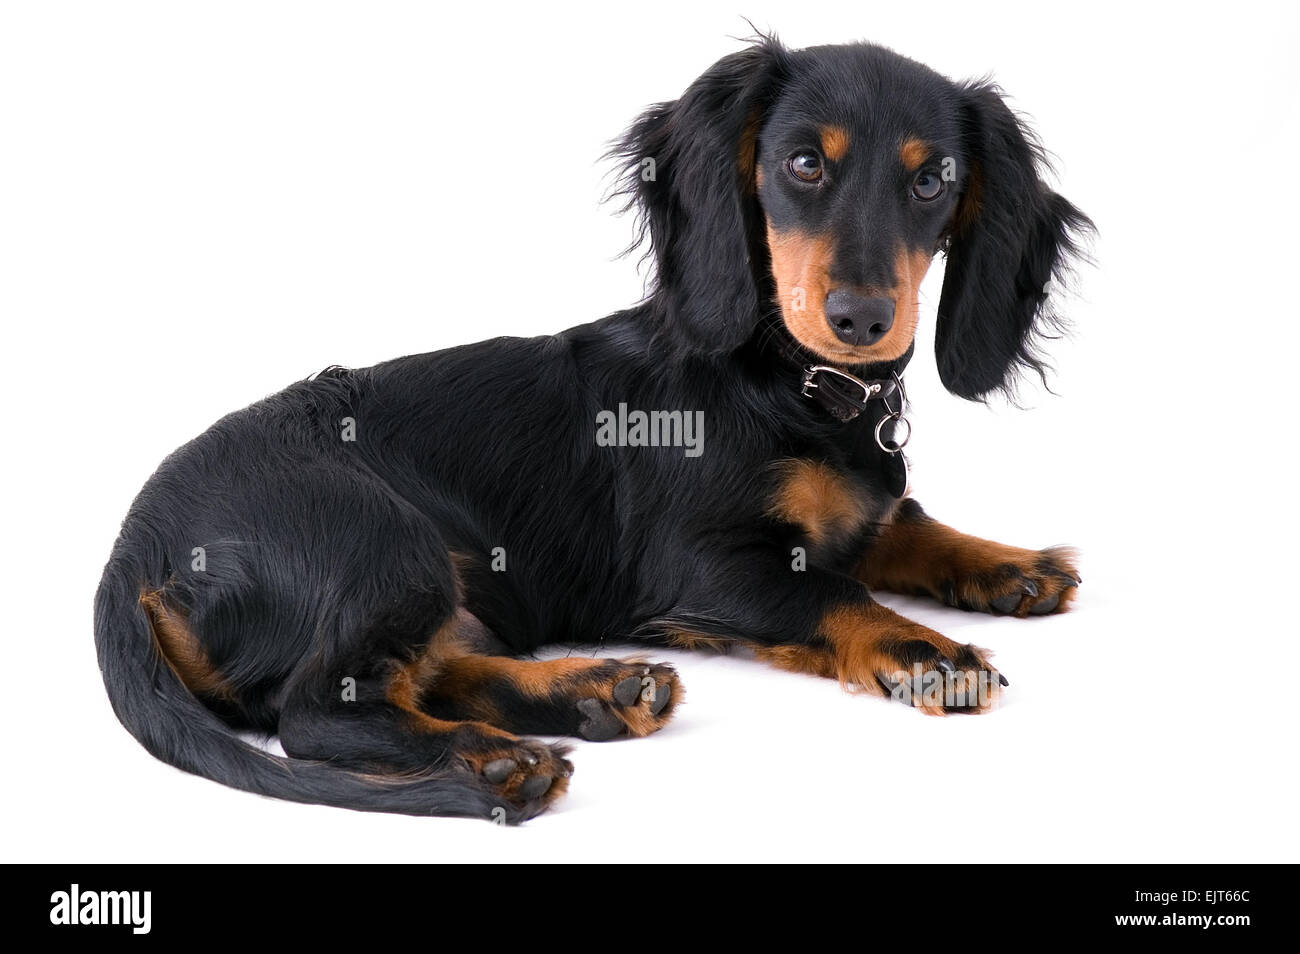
[574,662,681,741]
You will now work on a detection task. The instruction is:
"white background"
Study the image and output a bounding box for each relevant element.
[3,1,1297,862]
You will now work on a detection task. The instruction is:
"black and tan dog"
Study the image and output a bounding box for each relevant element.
[95,36,1091,822]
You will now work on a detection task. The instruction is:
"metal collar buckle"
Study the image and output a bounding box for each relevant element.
[800,365,883,404]
[800,365,911,455]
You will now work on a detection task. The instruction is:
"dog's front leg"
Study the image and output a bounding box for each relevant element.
[663,560,1005,714]
[749,592,1006,714]
[858,499,1080,616]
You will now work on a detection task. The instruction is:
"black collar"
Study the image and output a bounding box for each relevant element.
[800,364,900,424]
[762,320,914,438]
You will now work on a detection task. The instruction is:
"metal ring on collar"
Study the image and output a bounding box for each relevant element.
[874,412,911,454]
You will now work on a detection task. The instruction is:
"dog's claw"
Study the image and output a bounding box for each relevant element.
[998,673,1010,687]
[1022,580,1039,597]
[937,657,956,673]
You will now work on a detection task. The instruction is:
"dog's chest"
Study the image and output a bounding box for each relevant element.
[765,457,895,546]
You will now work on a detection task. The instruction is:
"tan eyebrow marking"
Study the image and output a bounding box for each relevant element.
[819,125,851,162]
[899,137,930,171]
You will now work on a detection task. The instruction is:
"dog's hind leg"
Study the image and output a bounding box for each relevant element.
[273,513,573,816]
[412,636,684,742]
[276,607,575,813]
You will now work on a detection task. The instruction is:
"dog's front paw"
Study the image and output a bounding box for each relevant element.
[942,545,1080,617]
[869,625,1006,715]
[757,604,1006,715]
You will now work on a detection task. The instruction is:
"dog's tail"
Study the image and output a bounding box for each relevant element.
[93,544,522,823]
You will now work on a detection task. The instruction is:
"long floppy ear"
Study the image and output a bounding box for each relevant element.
[610,39,789,355]
[935,82,1094,400]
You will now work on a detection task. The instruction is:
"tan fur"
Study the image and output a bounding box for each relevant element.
[766,221,933,364]
[751,643,838,679]
[766,225,851,359]
[440,655,611,699]
[887,246,932,361]
[391,622,682,739]
[859,512,1080,617]
[457,739,572,805]
[385,618,462,709]
[756,603,997,716]
[384,618,518,737]
[899,136,929,170]
[383,626,569,807]
[820,124,851,162]
[767,458,870,544]
[139,590,235,700]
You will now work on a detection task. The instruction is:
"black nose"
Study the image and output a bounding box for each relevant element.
[825,290,895,347]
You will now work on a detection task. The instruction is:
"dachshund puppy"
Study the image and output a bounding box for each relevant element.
[95,36,1091,822]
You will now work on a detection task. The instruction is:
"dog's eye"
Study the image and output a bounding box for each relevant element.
[787,152,823,183]
[911,171,943,201]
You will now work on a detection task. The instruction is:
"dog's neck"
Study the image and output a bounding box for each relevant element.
[755,316,915,424]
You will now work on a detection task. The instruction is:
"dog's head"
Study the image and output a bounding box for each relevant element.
[613,36,1092,400]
